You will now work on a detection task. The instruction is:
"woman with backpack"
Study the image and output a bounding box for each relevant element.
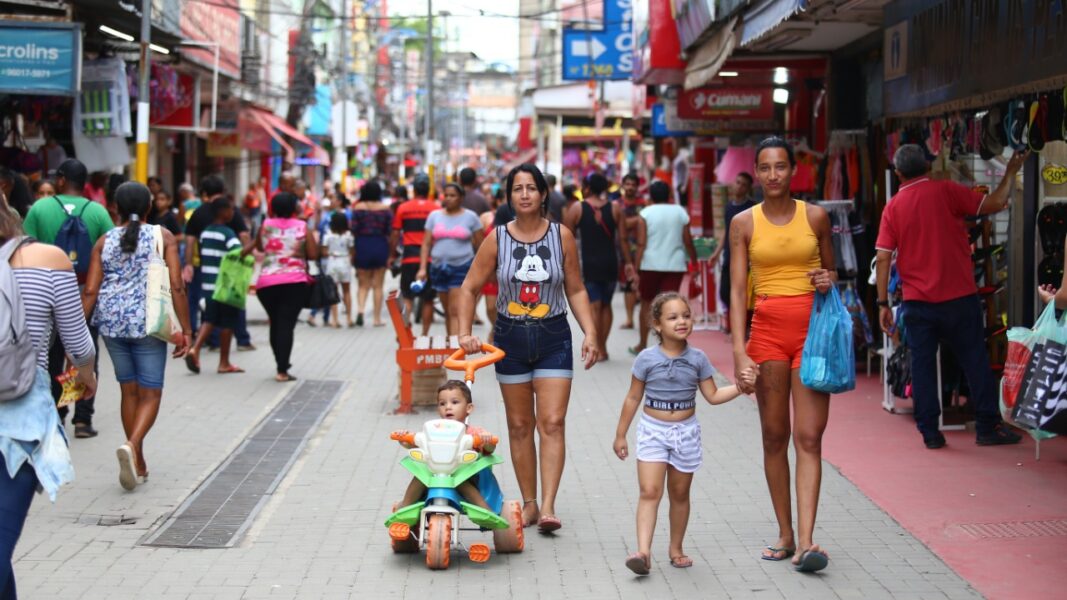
[82,182,191,490]
[0,197,96,597]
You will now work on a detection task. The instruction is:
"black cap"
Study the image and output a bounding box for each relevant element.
[55,159,88,187]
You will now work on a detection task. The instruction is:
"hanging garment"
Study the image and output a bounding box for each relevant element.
[791,152,818,193]
[715,146,757,186]
[847,148,861,199]
[76,57,131,139]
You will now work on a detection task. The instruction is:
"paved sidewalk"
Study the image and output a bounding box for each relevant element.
[15,292,980,599]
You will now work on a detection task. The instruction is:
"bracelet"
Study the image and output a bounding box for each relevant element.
[876,299,889,307]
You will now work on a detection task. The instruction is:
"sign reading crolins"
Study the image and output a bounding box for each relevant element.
[677,86,775,129]
[0,21,82,96]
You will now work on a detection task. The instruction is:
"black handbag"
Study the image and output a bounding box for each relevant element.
[306,273,340,309]
[886,343,912,399]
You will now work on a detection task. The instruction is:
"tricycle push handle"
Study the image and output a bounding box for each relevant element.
[444,343,506,384]
[472,434,499,450]
[390,430,416,446]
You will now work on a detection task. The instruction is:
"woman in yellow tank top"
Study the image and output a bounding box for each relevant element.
[728,138,837,572]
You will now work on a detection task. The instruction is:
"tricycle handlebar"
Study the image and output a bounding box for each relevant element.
[390,430,416,446]
[444,343,506,384]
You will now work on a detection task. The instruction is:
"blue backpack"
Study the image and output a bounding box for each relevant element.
[53,196,93,282]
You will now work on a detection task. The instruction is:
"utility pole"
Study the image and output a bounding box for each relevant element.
[340,0,349,192]
[134,0,151,183]
[424,0,434,190]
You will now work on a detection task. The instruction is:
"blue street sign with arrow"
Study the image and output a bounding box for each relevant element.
[561,0,633,81]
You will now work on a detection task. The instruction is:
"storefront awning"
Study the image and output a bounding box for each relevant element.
[684,17,739,91]
[502,148,538,173]
[243,108,331,167]
[739,0,807,47]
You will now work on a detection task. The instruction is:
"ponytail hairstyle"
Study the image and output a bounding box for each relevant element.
[115,182,152,254]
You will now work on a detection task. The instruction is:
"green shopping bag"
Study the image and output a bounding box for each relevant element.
[211,249,255,309]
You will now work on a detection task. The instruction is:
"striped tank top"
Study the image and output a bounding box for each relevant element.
[496,222,568,320]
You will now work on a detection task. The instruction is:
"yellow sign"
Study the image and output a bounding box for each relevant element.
[1043,163,1067,186]
[207,132,242,158]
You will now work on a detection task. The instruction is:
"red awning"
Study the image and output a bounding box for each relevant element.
[503,148,538,173]
[241,107,330,167]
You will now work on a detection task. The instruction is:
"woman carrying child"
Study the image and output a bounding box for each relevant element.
[614,292,755,574]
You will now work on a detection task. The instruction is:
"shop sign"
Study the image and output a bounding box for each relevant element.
[151,73,199,129]
[673,0,715,50]
[651,103,693,137]
[1043,163,1067,186]
[883,0,1067,116]
[206,132,241,158]
[180,0,241,80]
[562,0,633,80]
[0,21,82,96]
[688,164,705,236]
[677,86,775,128]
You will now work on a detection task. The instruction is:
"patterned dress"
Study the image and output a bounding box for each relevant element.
[92,225,155,338]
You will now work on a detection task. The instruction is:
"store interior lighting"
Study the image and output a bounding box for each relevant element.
[773,88,790,104]
[719,71,739,77]
[99,25,170,54]
[773,67,789,85]
[99,25,133,42]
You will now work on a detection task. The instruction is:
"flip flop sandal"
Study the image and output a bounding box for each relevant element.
[795,549,829,573]
[1029,96,1048,152]
[669,555,693,568]
[116,444,138,491]
[537,515,562,533]
[761,545,796,561]
[1005,100,1028,151]
[218,365,245,374]
[184,354,200,374]
[625,552,650,575]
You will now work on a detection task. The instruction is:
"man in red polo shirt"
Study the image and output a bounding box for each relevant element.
[389,174,439,334]
[875,144,1027,449]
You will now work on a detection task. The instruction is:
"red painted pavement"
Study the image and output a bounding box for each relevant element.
[691,330,1067,600]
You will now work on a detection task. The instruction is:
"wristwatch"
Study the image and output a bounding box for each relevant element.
[876,299,890,307]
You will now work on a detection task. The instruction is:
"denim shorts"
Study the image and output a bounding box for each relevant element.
[103,336,168,389]
[430,260,472,292]
[584,280,616,303]
[493,314,573,384]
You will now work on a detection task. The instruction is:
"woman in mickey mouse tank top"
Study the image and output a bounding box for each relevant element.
[457,164,600,533]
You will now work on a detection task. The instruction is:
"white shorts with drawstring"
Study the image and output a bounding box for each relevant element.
[635,413,702,473]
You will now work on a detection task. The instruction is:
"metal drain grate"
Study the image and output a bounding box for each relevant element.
[958,519,1067,539]
[141,380,344,548]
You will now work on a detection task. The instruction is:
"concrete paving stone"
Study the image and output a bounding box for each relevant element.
[12,295,985,599]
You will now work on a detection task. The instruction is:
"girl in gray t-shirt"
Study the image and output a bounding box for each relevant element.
[612,292,756,575]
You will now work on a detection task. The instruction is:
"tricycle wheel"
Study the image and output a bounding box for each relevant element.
[493,500,525,553]
[425,513,452,569]
[389,503,419,554]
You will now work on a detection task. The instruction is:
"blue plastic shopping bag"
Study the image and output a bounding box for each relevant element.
[800,287,856,393]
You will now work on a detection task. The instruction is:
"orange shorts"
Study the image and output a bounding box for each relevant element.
[746,293,814,369]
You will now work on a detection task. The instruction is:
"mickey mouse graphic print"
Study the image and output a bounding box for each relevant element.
[496,222,568,320]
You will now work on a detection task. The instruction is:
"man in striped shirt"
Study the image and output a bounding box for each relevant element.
[185,198,244,375]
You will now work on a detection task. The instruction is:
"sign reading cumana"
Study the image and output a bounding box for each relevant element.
[0,21,82,96]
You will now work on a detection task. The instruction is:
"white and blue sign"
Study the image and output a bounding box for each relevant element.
[651,103,692,138]
[562,0,632,81]
[0,21,82,96]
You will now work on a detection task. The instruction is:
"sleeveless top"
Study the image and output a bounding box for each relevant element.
[495,222,568,320]
[257,217,311,289]
[577,201,618,282]
[351,207,392,238]
[93,225,156,338]
[749,200,821,297]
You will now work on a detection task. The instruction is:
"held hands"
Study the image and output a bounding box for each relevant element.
[734,353,758,395]
[738,365,758,389]
[613,435,628,460]
[807,268,833,294]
